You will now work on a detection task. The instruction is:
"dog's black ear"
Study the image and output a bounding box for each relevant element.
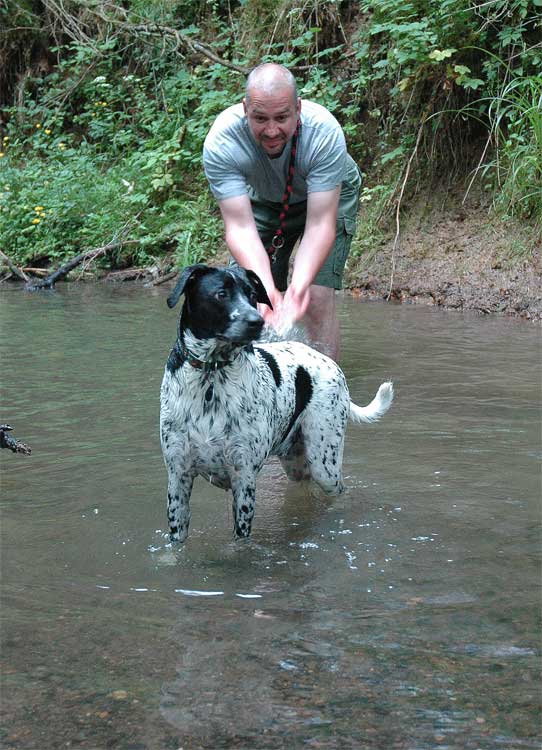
[245,269,273,310]
[167,264,211,308]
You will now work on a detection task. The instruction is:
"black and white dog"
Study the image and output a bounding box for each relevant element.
[160,264,393,542]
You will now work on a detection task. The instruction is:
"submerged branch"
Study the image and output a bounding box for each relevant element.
[0,425,32,455]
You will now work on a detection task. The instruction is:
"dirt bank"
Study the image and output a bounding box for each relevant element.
[346,195,541,322]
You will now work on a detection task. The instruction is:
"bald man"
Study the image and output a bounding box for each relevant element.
[203,63,361,360]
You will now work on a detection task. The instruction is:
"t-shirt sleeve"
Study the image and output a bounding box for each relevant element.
[305,125,347,194]
[203,138,248,202]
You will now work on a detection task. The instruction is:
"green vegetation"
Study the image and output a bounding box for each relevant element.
[0,0,540,275]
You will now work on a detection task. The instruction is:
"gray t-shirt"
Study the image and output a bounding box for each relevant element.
[203,100,359,204]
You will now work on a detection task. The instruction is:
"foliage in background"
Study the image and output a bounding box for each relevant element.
[0,0,540,272]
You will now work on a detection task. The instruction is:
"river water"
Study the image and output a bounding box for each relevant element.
[1,283,540,750]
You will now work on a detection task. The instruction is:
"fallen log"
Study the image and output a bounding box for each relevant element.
[27,238,139,290]
[22,267,49,277]
[104,267,153,282]
[0,425,32,455]
[0,250,30,282]
[152,269,178,286]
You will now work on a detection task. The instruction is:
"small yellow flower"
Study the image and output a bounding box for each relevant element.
[35,123,41,129]
[101,101,108,106]
[44,128,52,135]
[31,218,41,224]
[34,206,45,212]
[58,142,66,150]
[0,152,4,158]
[2,136,8,142]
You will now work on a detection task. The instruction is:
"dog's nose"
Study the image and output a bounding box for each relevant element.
[239,307,264,339]
[245,310,264,334]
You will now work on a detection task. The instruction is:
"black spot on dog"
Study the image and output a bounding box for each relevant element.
[166,342,184,374]
[281,366,313,442]
[256,347,282,388]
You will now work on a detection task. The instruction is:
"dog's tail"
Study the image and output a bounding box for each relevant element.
[349,381,394,424]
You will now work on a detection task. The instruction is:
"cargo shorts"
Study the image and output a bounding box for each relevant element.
[248,167,362,291]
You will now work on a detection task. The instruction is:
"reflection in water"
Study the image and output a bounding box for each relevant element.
[1,284,540,749]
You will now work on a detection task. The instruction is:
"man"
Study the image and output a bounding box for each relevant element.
[203,63,361,360]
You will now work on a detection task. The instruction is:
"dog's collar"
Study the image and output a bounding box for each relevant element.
[179,340,251,372]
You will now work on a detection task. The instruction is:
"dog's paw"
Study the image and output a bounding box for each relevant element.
[234,522,252,539]
[169,524,189,543]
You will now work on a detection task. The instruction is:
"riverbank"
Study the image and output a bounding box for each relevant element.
[346,194,541,322]
[2,196,540,323]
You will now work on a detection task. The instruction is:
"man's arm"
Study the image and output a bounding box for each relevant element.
[218,194,282,315]
[283,186,341,322]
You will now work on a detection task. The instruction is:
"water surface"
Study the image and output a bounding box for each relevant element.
[1,284,540,749]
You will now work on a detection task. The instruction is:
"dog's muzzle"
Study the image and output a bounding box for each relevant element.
[222,308,264,344]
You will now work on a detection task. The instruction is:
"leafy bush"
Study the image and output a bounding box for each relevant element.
[0,29,236,269]
[482,71,542,223]
[0,137,223,268]
[1,0,540,274]
[350,0,541,227]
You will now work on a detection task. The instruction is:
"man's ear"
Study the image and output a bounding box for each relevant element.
[246,269,273,310]
[167,264,211,308]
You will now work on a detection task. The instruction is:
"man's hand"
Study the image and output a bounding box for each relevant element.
[261,285,310,335]
[282,284,311,326]
[259,286,284,325]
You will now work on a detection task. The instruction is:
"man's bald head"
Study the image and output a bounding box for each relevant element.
[243,63,301,157]
[245,63,298,106]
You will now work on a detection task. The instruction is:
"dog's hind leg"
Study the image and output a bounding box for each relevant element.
[166,469,194,542]
[301,416,347,496]
[307,445,345,495]
[279,431,312,483]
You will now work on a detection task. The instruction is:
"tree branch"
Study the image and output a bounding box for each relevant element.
[27,238,139,290]
[124,22,249,74]
[0,250,30,282]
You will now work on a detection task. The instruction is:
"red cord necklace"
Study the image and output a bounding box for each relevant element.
[266,119,301,264]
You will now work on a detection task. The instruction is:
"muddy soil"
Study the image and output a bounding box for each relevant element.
[346,196,541,322]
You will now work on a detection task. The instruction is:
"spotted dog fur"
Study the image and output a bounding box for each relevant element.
[160,264,393,542]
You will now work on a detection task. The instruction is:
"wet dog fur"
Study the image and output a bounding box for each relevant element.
[159,264,393,542]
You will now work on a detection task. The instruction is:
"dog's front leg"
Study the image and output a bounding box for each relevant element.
[166,469,194,542]
[231,475,257,539]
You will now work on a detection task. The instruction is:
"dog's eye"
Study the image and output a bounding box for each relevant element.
[249,291,258,304]
[215,289,228,300]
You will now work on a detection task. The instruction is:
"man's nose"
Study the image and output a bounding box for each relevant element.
[264,121,279,137]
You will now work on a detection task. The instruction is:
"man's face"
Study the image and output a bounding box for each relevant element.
[243,88,301,158]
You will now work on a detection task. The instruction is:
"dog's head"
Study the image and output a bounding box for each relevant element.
[167,264,272,345]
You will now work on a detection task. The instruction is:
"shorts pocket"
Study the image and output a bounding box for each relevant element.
[333,216,356,275]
